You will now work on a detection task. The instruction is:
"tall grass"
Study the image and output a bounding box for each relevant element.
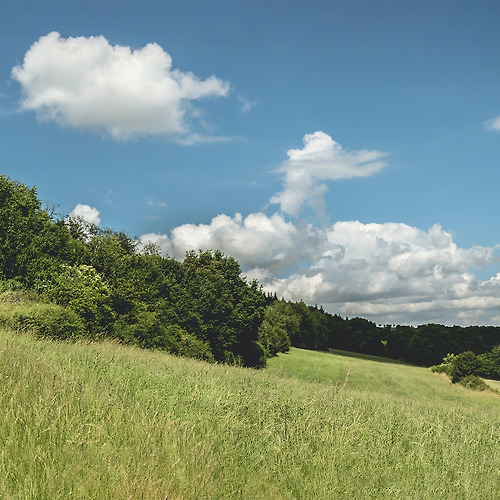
[0,330,498,499]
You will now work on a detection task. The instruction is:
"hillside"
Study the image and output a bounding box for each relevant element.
[1,329,498,499]
[2,174,500,374]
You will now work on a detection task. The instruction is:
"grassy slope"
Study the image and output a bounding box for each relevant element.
[0,332,499,499]
[485,379,500,392]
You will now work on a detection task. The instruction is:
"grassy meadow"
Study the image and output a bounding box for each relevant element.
[0,329,499,499]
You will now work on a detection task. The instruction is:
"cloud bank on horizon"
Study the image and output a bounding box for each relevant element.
[139,131,500,327]
[12,32,500,327]
[11,32,230,142]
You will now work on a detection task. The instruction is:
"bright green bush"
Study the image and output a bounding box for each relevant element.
[46,264,114,334]
[0,301,85,339]
[258,300,295,356]
[430,363,450,374]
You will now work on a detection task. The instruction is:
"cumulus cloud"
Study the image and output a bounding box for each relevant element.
[138,131,500,325]
[141,212,322,274]
[270,131,388,216]
[141,208,500,325]
[69,203,101,225]
[261,221,497,325]
[11,32,230,141]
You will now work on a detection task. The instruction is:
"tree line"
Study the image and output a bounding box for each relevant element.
[260,299,500,369]
[1,175,499,376]
[0,175,272,367]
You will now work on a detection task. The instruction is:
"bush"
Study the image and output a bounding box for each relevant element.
[458,375,489,391]
[449,351,480,384]
[46,264,114,335]
[477,347,500,380]
[113,316,215,363]
[10,302,86,340]
[170,328,215,363]
[239,341,267,368]
[430,363,450,374]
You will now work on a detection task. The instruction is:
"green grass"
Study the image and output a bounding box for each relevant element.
[485,378,500,392]
[0,332,498,499]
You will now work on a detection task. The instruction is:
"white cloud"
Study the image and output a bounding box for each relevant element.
[270,131,388,216]
[141,212,322,274]
[139,232,173,256]
[261,221,497,325]
[146,198,167,208]
[486,117,500,131]
[69,203,101,225]
[12,32,230,141]
[141,210,500,325]
[141,213,500,324]
[237,94,257,112]
[137,131,500,325]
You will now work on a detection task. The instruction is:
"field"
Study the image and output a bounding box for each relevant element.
[0,328,498,499]
[485,378,500,392]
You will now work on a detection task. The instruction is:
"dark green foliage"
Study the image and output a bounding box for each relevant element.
[0,175,50,280]
[0,176,89,292]
[477,346,500,380]
[180,251,267,367]
[258,300,295,356]
[431,349,500,389]
[448,351,480,384]
[162,325,215,362]
[383,324,500,366]
[287,302,330,350]
[0,176,269,365]
[457,375,489,391]
[237,341,267,368]
[345,317,385,356]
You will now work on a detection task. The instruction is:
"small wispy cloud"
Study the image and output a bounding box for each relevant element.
[237,94,257,113]
[146,198,167,208]
[486,116,500,131]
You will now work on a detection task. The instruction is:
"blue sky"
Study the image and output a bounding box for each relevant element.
[2,1,500,326]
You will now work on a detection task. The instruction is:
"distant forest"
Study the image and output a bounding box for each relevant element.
[1,174,499,377]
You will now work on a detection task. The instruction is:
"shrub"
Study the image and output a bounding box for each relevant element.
[239,341,267,369]
[172,328,215,363]
[449,351,480,383]
[430,363,450,374]
[458,375,489,391]
[46,264,114,334]
[113,316,215,363]
[10,302,86,340]
[477,346,500,380]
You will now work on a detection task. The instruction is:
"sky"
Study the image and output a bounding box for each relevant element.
[2,0,500,326]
